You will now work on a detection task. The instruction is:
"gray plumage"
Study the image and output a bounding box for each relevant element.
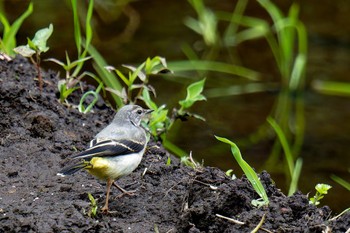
[57,104,152,213]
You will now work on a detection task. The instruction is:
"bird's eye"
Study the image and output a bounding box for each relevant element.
[136,109,143,115]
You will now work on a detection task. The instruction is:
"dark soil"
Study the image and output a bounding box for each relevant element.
[0,56,349,233]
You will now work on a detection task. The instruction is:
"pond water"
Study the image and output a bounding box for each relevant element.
[2,0,350,212]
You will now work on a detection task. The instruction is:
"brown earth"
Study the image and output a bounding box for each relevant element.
[0,56,349,232]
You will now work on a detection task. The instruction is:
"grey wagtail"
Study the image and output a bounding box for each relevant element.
[58,105,152,213]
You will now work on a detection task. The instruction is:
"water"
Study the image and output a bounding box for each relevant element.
[2,0,350,212]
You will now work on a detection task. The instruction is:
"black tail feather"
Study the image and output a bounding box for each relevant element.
[57,162,88,176]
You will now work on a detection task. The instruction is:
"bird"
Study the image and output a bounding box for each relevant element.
[57,105,153,213]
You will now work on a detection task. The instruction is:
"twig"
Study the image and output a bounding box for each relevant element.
[260,228,273,233]
[215,214,245,225]
[193,179,218,190]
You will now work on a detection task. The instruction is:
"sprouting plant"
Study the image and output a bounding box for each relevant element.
[87,192,98,217]
[178,78,206,117]
[166,156,172,166]
[225,169,236,180]
[0,2,33,56]
[142,77,206,137]
[142,77,206,157]
[309,183,332,206]
[47,0,95,106]
[78,76,104,114]
[46,53,92,104]
[215,136,269,207]
[180,152,202,169]
[105,56,168,105]
[13,24,53,91]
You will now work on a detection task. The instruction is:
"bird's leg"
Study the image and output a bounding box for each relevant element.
[101,179,113,213]
[112,182,137,198]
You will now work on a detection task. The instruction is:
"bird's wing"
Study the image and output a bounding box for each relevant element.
[71,138,145,160]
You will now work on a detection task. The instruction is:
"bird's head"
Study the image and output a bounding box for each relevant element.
[113,105,153,126]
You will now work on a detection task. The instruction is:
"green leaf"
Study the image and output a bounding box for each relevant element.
[267,117,293,176]
[179,78,206,109]
[166,156,172,166]
[79,90,100,114]
[31,23,53,52]
[142,88,158,110]
[84,0,94,51]
[215,136,269,206]
[13,45,35,57]
[168,60,260,81]
[188,78,206,99]
[331,175,350,191]
[87,192,97,218]
[26,37,37,50]
[45,58,66,67]
[113,68,130,86]
[144,56,167,74]
[71,0,81,55]
[67,56,92,71]
[162,136,188,158]
[87,44,123,107]
[57,80,79,102]
[0,2,33,55]
[315,184,332,195]
[123,63,146,83]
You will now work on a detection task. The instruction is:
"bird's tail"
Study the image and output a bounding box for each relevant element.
[57,161,90,177]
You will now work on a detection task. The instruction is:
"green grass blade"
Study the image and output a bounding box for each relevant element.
[289,54,306,90]
[331,175,350,191]
[168,60,260,81]
[87,45,123,107]
[267,117,294,177]
[288,158,302,196]
[71,0,94,78]
[215,136,269,205]
[204,82,278,98]
[222,0,248,44]
[84,0,94,51]
[71,0,81,55]
[162,135,188,158]
[257,0,283,26]
[312,80,350,97]
[0,15,11,52]
[1,2,33,55]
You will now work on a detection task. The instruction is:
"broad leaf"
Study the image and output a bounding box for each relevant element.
[13,45,35,57]
[31,23,53,52]
[179,78,206,109]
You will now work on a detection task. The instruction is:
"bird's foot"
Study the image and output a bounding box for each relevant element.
[115,189,137,198]
[101,205,109,214]
[112,182,137,198]
[101,208,119,215]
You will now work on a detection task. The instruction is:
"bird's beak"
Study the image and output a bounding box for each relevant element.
[145,109,154,114]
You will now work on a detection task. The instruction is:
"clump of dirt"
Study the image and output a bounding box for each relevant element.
[0,56,349,232]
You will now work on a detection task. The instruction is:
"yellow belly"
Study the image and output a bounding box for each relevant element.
[85,153,143,181]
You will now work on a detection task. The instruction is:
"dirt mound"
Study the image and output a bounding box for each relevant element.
[0,56,349,232]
